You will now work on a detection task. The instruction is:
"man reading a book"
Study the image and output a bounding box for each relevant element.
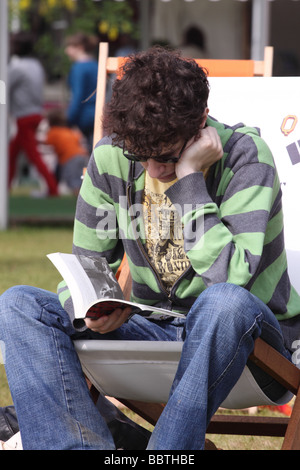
[1,46,300,450]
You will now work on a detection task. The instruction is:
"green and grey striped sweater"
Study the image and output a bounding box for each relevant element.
[59,116,300,324]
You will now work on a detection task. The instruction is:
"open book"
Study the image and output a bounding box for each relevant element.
[47,252,185,328]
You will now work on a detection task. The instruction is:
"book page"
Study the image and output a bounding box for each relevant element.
[77,255,123,300]
[48,253,124,319]
[48,253,98,318]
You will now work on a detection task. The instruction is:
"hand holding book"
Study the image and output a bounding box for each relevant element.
[86,300,134,319]
[85,303,133,334]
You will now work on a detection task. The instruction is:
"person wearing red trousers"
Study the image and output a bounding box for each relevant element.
[8,32,58,196]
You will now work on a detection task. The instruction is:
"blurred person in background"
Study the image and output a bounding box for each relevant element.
[64,32,98,153]
[44,108,89,195]
[8,32,58,196]
[180,25,207,59]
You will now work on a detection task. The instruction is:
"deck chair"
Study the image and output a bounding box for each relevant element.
[74,44,300,450]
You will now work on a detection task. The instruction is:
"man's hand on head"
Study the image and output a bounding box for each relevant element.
[175,126,223,179]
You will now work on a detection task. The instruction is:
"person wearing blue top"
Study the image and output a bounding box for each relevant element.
[65,33,98,152]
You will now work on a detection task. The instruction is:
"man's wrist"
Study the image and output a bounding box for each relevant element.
[176,168,203,180]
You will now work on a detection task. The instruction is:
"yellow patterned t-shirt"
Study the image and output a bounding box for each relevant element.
[142,172,191,290]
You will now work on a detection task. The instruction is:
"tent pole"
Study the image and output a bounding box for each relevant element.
[251,0,271,60]
[0,0,8,230]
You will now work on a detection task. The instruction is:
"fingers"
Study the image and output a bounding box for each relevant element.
[175,126,223,179]
[84,306,133,334]
[194,126,223,165]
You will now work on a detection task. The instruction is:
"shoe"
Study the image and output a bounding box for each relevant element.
[108,419,151,450]
[0,406,19,442]
[0,432,22,450]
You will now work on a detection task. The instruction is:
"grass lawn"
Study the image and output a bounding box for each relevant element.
[0,225,73,293]
[9,194,77,225]
[0,224,291,450]
[0,225,74,407]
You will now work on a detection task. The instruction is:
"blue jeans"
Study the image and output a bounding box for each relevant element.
[0,283,291,450]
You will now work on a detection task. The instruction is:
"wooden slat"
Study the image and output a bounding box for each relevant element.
[117,255,132,300]
[262,46,274,77]
[93,42,109,146]
[107,57,126,76]
[194,59,255,77]
[207,414,288,437]
[118,399,165,427]
[281,387,300,450]
[106,57,119,73]
[249,338,300,395]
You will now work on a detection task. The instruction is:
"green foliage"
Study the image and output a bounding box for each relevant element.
[9,0,139,40]
[35,32,71,80]
[8,0,139,79]
[97,0,139,41]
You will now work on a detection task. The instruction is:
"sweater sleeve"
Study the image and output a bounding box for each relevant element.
[57,149,124,328]
[165,140,279,288]
[72,151,124,272]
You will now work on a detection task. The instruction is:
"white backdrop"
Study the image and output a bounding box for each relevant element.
[208,77,300,292]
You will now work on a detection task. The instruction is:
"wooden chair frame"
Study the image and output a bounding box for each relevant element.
[85,43,300,450]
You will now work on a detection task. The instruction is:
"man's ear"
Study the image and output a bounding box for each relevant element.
[201,107,209,128]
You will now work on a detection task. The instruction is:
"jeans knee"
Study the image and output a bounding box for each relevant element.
[200,282,254,311]
[0,285,50,321]
[0,285,73,335]
[0,286,26,314]
[187,283,264,334]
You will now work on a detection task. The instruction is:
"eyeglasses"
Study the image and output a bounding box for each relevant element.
[122,140,187,164]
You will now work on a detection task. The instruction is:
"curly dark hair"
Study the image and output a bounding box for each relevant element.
[103,46,209,156]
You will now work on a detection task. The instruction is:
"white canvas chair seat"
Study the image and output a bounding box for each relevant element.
[74,339,294,410]
[75,340,181,404]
